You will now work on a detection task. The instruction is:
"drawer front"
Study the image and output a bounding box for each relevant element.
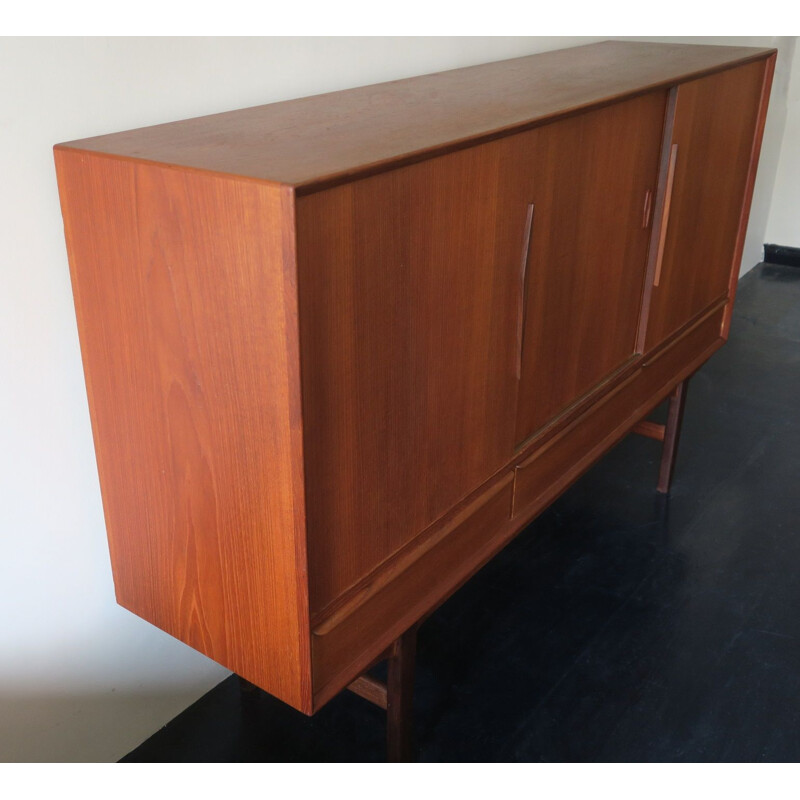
[311,473,515,709]
[513,305,725,519]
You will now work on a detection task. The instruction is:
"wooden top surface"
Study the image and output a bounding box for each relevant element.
[57,41,773,192]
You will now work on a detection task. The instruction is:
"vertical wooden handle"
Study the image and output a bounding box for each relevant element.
[516,203,535,380]
[653,143,679,288]
[642,189,654,229]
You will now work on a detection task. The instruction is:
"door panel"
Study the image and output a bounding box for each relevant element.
[297,142,522,614]
[513,92,667,444]
[643,60,766,351]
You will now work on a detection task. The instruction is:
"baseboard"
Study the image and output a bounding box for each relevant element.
[764,243,800,268]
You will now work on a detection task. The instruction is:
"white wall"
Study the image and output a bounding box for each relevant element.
[0,36,795,762]
[766,38,800,247]
[742,38,797,269]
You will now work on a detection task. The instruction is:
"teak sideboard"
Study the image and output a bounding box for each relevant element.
[55,41,775,733]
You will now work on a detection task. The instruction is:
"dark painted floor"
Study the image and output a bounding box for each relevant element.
[123,263,800,762]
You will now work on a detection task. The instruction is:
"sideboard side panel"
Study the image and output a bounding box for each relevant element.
[55,150,312,712]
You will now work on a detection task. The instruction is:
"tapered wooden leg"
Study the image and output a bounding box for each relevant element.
[657,378,689,494]
[386,626,417,762]
[347,625,419,761]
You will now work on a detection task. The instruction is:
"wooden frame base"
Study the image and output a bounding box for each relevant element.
[243,627,419,762]
[347,624,418,762]
[239,627,418,762]
[632,377,690,494]
[240,380,692,760]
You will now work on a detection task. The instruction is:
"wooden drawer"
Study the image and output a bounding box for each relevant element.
[311,472,515,709]
[513,305,725,519]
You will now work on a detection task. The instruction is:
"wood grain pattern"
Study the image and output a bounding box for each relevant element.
[515,202,535,380]
[310,305,726,708]
[387,626,417,762]
[311,474,515,707]
[631,420,666,442]
[512,92,666,443]
[643,60,767,350]
[296,142,522,615]
[652,143,679,288]
[636,87,678,352]
[57,42,773,192]
[54,43,776,721]
[656,379,689,494]
[347,674,388,709]
[54,149,312,712]
[513,306,725,519]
